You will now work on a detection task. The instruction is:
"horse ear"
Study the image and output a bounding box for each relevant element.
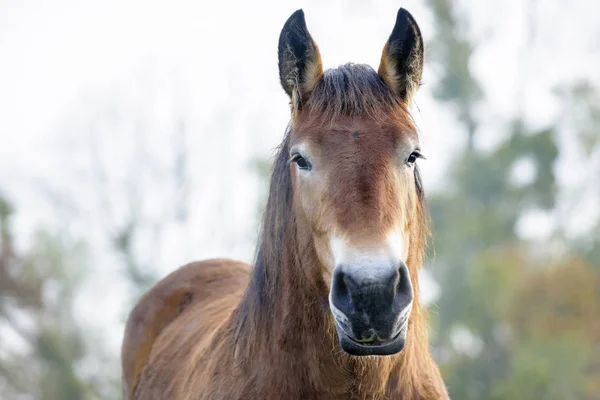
[378,8,424,104]
[278,10,323,106]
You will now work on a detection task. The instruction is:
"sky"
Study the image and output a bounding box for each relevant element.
[1,0,599,356]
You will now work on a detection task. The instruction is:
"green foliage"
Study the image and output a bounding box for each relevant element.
[0,196,119,400]
[114,220,156,302]
[424,1,600,398]
[492,335,592,400]
[555,81,600,155]
[426,0,482,146]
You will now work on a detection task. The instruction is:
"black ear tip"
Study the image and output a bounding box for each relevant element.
[396,7,413,21]
[390,7,420,41]
[285,9,306,27]
[394,7,419,29]
[280,9,309,43]
[292,9,305,19]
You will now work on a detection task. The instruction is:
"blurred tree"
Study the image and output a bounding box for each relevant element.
[249,156,273,222]
[424,1,600,399]
[0,195,121,399]
[555,80,600,268]
[426,0,482,150]
[494,259,600,399]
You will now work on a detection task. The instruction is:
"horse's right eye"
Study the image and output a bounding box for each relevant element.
[290,154,311,171]
[406,151,424,166]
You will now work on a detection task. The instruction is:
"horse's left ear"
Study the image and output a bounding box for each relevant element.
[378,8,424,104]
[278,10,323,106]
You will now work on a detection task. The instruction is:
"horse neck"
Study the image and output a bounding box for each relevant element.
[240,215,430,398]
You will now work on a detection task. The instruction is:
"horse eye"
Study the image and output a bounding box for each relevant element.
[407,151,424,165]
[290,154,311,170]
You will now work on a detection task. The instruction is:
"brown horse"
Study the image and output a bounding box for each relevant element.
[121,8,449,399]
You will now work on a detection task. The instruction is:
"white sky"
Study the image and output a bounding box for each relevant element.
[1,0,599,360]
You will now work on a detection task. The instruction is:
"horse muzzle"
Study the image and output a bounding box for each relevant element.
[329,261,413,356]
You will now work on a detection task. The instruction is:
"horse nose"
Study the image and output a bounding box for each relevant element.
[335,265,400,302]
[330,262,413,341]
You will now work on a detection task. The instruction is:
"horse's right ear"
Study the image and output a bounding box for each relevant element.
[278,10,323,106]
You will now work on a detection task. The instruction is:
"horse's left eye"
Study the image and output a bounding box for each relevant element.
[291,153,311,170]
[407,151,422,165]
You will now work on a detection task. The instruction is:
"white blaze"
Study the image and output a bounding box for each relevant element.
[329,230,407,282]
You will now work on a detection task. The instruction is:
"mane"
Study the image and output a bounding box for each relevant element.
[232,130,294,357]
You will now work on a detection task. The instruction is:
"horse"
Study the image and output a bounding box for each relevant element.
[121,8,449,399]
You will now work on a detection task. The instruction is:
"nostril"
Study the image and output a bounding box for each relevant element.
[397,262,412,296]
[332,268,350,304]
[390,267,401,295]
[376,266,401,297]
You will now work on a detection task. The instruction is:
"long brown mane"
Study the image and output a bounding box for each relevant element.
[121,9,448,400]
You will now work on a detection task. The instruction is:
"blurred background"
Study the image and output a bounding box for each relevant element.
[1,0,599,398]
